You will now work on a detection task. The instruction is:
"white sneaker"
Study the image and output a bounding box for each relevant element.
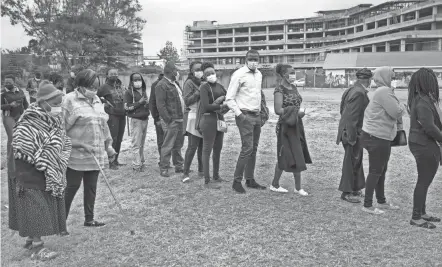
[294,189,309,196]
[270,185,288,193]
[377,202,400,210]
[182,176,190,183]
[362,206,385,215]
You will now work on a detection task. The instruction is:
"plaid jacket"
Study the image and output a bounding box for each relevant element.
[155,78,184,124]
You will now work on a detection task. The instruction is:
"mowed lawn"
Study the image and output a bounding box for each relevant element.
[1,88,441,267]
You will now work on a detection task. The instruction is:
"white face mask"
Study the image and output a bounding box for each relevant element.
[207,74,217,83]
[288,74,297,83]
[247,61,259,70]
[133,81,142,89]
[35,78,41,82]
[194,71,204,79]
[70,72,75,78]
[50,106,63,116]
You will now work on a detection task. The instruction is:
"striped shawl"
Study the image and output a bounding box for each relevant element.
[12,104,72,198]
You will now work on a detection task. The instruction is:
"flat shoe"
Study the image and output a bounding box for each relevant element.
[410,220,436,229]
[341,194,361,203]
[422,216,441,222]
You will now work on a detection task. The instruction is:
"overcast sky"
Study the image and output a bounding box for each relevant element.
[1,0,386,56]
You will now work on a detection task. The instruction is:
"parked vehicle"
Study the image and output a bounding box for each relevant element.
[294,78,305,87]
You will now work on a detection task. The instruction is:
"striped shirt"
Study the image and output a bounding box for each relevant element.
[62,89,112,171]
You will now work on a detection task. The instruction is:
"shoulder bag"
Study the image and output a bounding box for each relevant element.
[208,84,227,133]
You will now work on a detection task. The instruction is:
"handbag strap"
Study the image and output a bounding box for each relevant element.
[207,83,220,121]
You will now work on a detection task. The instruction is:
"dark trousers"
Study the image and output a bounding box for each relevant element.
[339,137,365,193]
[409,142,440,220]
[107,115,126,162]
[200,114,224,181]
[360,131,390,208]
[2,115,16,179]
[233,113,261,183]
[183,133,203,175]
[65,168,100,222]
[154,121,165,157]
[160,120,184,171]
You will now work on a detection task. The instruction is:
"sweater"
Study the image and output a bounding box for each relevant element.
[98,79,126,116]
[1,87,29,120]
[124,87,150,120]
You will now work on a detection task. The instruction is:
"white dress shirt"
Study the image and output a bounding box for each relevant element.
[225,65,262,117]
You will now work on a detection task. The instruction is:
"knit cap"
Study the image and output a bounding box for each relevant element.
[36,83,63,103]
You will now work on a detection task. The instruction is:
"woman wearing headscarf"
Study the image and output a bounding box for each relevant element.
[407,68,442,229]
[12,83,71,261]
[360,66,406,214]
[198,62,229,189]
[270,64,312,195]
[63,69,116,228]
[182,61,204,182]
[124,72,150,172]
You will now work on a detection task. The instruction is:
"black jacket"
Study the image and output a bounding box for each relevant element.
[409,94,442,146]
[97,78,126,116]
[336,82,369,145]
[124,73,150,120]
[149,79,161,123]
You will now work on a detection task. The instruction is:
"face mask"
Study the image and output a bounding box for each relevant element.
[133,81,142,89]
[108,76,118,83]
[288,75,297,83]
[194,71,204,79]
[207,74,217,83]
[247,61,259,70]
[70,72,75,78]
[175,72,180,81]
[35,78,41,82]
[84,89,97,99]
[5,84,14,90]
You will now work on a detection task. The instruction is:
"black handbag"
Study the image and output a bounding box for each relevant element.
[391,130,407,147]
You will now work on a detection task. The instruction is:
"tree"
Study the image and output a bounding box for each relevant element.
[157,41,180,64]
[1,0,146,70]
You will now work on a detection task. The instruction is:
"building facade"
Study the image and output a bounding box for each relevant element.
[183,0,442,70]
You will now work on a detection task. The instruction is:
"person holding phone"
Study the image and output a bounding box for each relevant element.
[270,64,312,195]
[407,68,442,229]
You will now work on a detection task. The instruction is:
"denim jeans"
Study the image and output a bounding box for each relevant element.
[130,118,148,168]
[65,168,100,222]
[200,113,224,181]
[409,142,440,220]
[160,119,184,171]
[360,131,390,208]
[233,112,261,183]
[183,133,203,175]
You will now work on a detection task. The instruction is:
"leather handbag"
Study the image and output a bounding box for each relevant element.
[391,130,407,147]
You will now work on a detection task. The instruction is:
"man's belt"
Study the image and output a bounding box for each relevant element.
[241,110,260,115]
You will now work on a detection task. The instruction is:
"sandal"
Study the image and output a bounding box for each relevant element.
[84,220,106,227]
[422,216,441,222]
[410,220,436,229]
[341,194,361,203]
[31,248,58,261]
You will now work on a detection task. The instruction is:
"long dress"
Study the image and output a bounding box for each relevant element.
[275,84,312,172]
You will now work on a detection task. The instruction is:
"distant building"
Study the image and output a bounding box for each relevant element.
[183,0,442,70]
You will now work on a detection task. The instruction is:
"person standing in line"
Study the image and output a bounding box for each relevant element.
[12,83,71,261]
[124,73,150,172]
[336,68,373,203]
[182,61,204,182]
[66,65,84,94]
[198,62,230,189]
[26,72,41,103]
[407,68,442,229]
[49,72,65,92]
[63,69,116,228]
[360,66,406,215]
[149,73,169,167]
[98,68,127,170]
[155,63,185,177]
[226,50,267,194]
[1,74,29,235]
[270,64,312,195]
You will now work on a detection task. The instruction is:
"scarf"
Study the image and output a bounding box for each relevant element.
[12,104,72,198]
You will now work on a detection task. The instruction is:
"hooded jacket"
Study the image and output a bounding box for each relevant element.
[362,66,405,141]
[124,73,150,120]
[97,78,126,116]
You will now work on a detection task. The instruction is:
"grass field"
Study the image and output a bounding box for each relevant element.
[1,88,442,267]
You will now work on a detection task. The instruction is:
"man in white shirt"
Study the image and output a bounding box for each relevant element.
[226,50,267,193]
[155,62,185,177]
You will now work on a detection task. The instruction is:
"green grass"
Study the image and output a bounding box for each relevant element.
[1,88,442,266]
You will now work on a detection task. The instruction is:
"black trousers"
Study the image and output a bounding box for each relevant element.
[154,121,165,162]
[360,131,390,208]
[65,168,100,222]
[200,113,224,182]
[107,115,126,162]
[339,137,365,193]
[409,142,440,220]
[183,133,203,175]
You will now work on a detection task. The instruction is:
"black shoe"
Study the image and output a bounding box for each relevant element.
[160,170,170,177]
[246,180,266,190]
[352,191,364,197]
[233,182,246,193]
[175,168,184,173]
[213,176,225,183]
[84,220,106,227]
[341,193,361,203]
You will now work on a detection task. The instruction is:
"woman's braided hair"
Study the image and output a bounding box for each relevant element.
[407,68,439,111]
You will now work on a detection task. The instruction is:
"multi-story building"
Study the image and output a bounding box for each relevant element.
[183,0,442,70]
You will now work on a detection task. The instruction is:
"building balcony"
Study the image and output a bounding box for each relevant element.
[188,43,202,48]
[235,31,250,36]
[218,33,233,37]
[250,31,267,36]
[203,43,217,47]
[218,42,233,47]
[234,41,250,46]
[269,30,285,34]
[286,38,305,44]
[202,34,217,38]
